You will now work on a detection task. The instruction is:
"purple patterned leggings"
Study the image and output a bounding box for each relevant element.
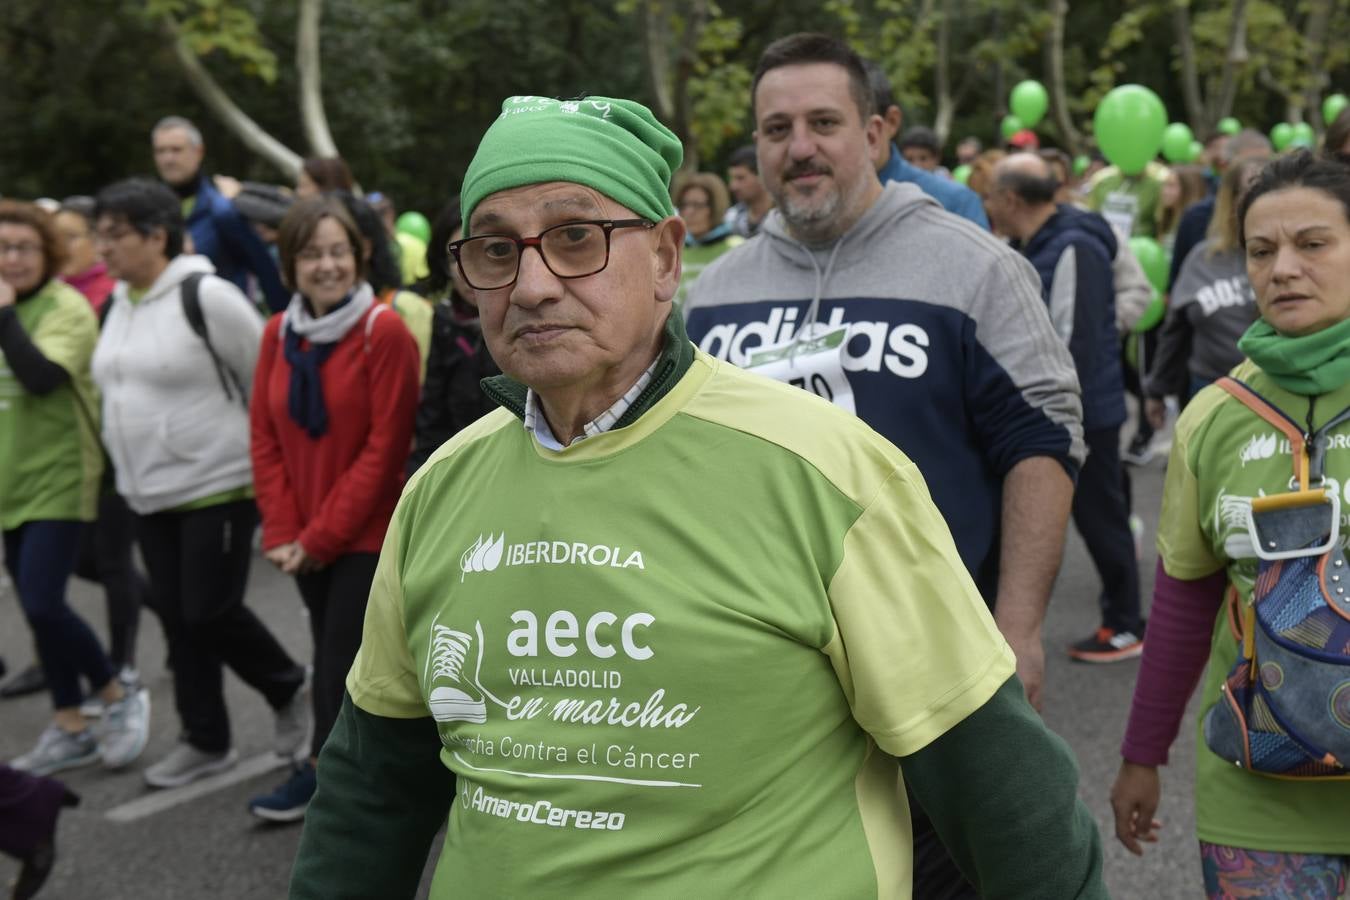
[1201,842,1348,899]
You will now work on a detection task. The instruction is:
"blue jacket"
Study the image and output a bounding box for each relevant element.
[185,175,288,312]
[877,144,989,229]
[1017,205,1126,431]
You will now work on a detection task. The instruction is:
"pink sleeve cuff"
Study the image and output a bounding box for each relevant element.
[1119,559,1226,766]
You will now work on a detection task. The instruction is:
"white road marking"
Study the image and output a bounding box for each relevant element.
[105,753,288,822]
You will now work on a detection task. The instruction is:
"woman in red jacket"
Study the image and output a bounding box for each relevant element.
[248,196,419,821]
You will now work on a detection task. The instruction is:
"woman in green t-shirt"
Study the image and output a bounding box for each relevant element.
[0,201,150,777]
[1112,150,1350,897]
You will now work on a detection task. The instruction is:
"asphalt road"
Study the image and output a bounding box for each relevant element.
[0,442,1200,900]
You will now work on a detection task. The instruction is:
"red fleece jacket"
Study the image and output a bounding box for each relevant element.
[251,305,420,562]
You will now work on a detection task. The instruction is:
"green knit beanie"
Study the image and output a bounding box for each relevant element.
[461,96,682,233]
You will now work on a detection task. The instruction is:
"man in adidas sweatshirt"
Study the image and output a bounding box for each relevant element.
[683,35,1085,900]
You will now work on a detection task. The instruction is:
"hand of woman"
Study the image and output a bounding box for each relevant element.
[264,542,297,570]
[1144,397,1168,432]
[1110,760,1163,856]
[290,543,324,575]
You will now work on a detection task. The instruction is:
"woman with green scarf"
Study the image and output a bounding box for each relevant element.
[1110,149,1350,897]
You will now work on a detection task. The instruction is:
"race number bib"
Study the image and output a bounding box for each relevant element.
[744,325,855,413]
[1101,191,1138,241]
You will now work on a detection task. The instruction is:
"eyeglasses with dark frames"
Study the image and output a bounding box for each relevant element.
[447,218,653,290]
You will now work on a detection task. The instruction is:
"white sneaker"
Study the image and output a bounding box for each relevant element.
[427,625,487,723]
[11,725,99,776]
[99,687,151,769]
[144,742,238,788]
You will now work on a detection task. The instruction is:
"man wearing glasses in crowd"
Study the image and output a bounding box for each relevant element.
[290,94,1105,899]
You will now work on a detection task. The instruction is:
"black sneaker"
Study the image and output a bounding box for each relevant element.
[1121,433,1154,466]
[249,761,317,823]
[1068,626,1144,663]
[1,663,47,699]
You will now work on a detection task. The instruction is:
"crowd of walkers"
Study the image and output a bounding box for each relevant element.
[4,47,1350,897]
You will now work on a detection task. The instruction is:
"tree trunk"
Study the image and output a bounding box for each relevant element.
[640,0,674,124]
[933,0,953,146]
[1171,1,1205,131]
[1209,0,1250,125]
[1300,0,1333,132]
[670,0,708,172]
[167,24,301,177]
[297,0,338,158]
[1045,0,1082,153]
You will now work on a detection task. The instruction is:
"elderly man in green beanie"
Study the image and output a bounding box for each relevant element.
[290,95,1106,900]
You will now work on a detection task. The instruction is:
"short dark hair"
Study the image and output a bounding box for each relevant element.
[996,165,1059,206]
[0,201,68,284]
[94,177,185,259]
[276,196,365,291]
[898,126,940,155]
[728,145,758,174]
[301,156,355,194]
[752,33,874,122]
[421,197,463,304]
[59,195,97,226]
[861,60,896,116]
[1325,108,1350,158]
[1238,150,1350,246]
[333,191,401,293]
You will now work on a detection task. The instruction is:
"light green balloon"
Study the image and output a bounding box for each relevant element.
[1217,117,1241,136]
[1073,154,1090,176]
[1129,236,1169,295]
[1290,121,1315,148]
[1093,85,1167,175]
[1324,94,1349,127]
[952,164,972,185]
[1010,80,1049,129]
[1001,114,1023,140]
[396,211,431,243]
[1270,122,1294,151]
[1188,139,1203,162]
[1161,122,1194,163]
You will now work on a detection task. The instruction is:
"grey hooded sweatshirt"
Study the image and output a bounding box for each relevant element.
[684,181,1084,602]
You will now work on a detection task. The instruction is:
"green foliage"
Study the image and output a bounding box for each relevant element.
[145,0,279,84]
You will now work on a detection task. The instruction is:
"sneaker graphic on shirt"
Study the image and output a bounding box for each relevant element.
[426,622,487,723]
[1217,489,1258,559]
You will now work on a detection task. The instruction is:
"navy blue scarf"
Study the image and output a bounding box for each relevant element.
[282,294,353,438]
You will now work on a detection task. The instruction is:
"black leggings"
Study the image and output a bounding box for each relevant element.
[135,500,304,753]
[73,491,151,670]
[294,553,378,758]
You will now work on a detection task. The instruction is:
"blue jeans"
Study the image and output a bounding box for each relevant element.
[4,520,114,709]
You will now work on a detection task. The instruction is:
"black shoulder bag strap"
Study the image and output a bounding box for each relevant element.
[180,273,247,406]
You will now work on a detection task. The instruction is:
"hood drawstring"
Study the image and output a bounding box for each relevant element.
[784,234,847,363]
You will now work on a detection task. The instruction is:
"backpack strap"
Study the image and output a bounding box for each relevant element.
[364,302,387,355]
[1215,376,1309,488]
[181,273,248,406]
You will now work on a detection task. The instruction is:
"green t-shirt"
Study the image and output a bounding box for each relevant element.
[0,280,103,527]
[348,351,1014,898]
[1085,162,1170,239]
[1157,358,1350,852]
[674,235,742,307]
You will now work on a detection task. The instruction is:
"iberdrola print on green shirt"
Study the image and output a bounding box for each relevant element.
[1158,358,1350,853]
[0,279,102,529]
[346,351,1015,899]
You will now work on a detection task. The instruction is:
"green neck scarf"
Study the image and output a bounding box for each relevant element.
[1238,316,1350,395]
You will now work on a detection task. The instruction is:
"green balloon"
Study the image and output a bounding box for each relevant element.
[1270,122,1294,151]
[1001,114,1023,140]
[1161,122,1194,163]
[1073,154,1090,176]
[1134,291,1166,333]
[1010,80,1049,129]
[1129,236,1168,294]
[952,164,972,185]
[1290,121,1315,148]
[1093,85,1167,175]
[1188,139,1204,162]
[1325,94,1349,126]
[396,211,431,243]
[1217,117,1241,136]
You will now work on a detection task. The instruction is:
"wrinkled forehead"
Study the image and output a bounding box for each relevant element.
[469,181,629,235]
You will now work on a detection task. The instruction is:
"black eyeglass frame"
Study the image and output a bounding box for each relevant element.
[447,218,654,290]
